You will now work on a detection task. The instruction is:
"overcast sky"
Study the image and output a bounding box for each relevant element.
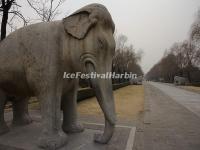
[19,0,200,73]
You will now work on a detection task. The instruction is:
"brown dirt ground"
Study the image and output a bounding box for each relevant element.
[78,85,144,120]
[9,85,144,121]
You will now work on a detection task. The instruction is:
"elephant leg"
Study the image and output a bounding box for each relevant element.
[37,85,67,150]
[11,97,32,126]
[0,90,9,135]
[62,80,84,134]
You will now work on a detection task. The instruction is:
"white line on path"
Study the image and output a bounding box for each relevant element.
[125,127,136,150]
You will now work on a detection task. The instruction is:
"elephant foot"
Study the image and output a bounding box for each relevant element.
[38,131,68,150]
[0,123,9,135]
[94,133,110,144]
[62,123,84,134]
[12,115,32,126]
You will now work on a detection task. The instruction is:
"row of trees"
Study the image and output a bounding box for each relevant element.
[146,10,200,83]
[112,34,143,83]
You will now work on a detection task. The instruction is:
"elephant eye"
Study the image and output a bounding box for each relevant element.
[98,38,107,50]
[98,38,104,49]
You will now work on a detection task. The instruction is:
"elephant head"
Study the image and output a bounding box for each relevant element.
[63,3,116,143]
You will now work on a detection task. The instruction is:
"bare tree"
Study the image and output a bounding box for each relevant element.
[190,9,200,67]
[147,40,200,82]
[146,53,178,82]
[147,9,200,83]
[135,49,144,63]
[27,0,66,22]
[112,34,143,83]
[190,9,200,43]
[0,0,28,40]
[115,34,127,51]
[170,42,186,72]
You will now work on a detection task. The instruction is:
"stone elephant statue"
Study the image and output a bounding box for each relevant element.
[0,3,116,150]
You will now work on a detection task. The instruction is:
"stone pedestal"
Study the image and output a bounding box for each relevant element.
[0,117,136,150]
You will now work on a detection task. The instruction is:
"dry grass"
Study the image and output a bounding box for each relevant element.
[11,85,144,121]
[180,86,200,94]
[78,85,144,120]
[5,97,39,112]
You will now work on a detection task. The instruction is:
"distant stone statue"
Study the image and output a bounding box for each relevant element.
[174,76,188,85]
[130,76,143,85]
[0,3,116,149]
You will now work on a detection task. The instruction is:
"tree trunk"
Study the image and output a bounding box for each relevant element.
[1,11,9,41]
[187,71,191,83]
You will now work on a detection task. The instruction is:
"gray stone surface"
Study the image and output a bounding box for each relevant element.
[134,82,200,150]
[149,82,200,117]
[174,76,188,85]
[0,3,117,148]
[0,120,135,150]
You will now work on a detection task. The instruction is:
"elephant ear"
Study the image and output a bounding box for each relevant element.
[63,11,97,40]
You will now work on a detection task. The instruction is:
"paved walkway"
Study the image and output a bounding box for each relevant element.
[150,82,200,118]
[134,82,200,150]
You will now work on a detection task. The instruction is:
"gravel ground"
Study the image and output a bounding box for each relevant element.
[134,82,200,150]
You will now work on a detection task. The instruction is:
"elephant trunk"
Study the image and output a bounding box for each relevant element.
[85,62,116,144]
